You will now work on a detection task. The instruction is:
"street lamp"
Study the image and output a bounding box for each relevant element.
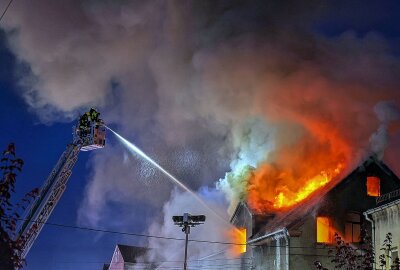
[172,213,206,270]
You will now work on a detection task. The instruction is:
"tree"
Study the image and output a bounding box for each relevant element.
[315,231,398,270]
[379,233,400,270]
[0,143,38,269]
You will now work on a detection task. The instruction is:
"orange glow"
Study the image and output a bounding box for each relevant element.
[244,89,355,213]
[273,172,330,208]
[247,159,344,211]
[226,228,247,257]
[367,176,380,197]
[317,217,331,243]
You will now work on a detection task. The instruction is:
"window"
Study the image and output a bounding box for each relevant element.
[317,216,332,243]
[239,228,247,253]
[367,176,380,197]
[345,212,361,243]
[392,250,399,267]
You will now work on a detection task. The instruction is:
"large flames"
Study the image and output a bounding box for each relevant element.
[272,163,343,208]
[246,127,350,212]
[228,133,350,257]
[247,161,345,212]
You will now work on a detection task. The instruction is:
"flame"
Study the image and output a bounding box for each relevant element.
[272,168,341,209]
[317,216,331,243]
[366,176,380,197]
[316,216,346,244]
[226,227,247,257]
[246,127,350,212]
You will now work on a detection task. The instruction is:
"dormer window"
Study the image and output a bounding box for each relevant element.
[316,216,332,243]
[367,176,381,197]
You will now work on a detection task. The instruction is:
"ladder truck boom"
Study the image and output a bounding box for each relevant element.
[16,108,106,259]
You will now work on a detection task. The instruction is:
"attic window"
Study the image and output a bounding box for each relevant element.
[367,176,381,197]
[316,216,332,243]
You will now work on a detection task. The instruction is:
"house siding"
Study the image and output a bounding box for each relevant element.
[109,247,124,270]
[366,199,400,269]
[289,216,328,270]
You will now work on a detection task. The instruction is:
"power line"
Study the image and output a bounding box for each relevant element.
[0,0,13,22]
[34,258,251,264]
[9,217,246,246]
[7,217,337,250]
[100,266,246,270]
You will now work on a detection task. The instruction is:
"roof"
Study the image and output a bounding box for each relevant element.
[243,156,400,241]
[117,244,148,263]
[230,201,252,223]
[376,188,400,205]
[365,197,400,215]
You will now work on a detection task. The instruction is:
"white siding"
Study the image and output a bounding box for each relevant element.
[368,200,400,269]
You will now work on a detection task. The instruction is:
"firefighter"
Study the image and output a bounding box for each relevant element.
[89,108,100,122]
[79,114,88,127]
[86,112,91,125]
[79,114,89,136]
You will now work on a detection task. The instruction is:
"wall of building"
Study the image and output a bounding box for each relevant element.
[230,203,255,269]
[231,203,253,236]
[250,236,288,270]
[109,246,125,270]
[369,200,400,269]
[288,216,332,270]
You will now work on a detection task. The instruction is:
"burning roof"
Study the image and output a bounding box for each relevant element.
[231,156,400,240]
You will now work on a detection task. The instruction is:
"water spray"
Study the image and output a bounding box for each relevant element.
[106,126,229,225]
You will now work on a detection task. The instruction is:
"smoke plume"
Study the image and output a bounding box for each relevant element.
[370,101,400,159]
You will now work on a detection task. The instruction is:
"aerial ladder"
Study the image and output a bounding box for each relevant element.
[15,108,106,259]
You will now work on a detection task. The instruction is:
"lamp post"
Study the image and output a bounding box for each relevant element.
[172,213,206,270]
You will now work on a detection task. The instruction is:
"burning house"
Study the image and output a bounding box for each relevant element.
[231,156,400,269]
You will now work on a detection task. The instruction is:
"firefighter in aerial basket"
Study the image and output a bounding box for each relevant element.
[79,113,90,136]
[89,108,100,122]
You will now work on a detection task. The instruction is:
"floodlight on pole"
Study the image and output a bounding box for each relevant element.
[172,213,206,270]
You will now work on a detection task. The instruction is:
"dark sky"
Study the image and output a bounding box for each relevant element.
[0,34,118,269]
[1,1,400,269]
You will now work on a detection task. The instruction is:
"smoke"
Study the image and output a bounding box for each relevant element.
[1,0,163,121]
[143,188,231,269]
[370,101,400,159]
[217,118,275,213]
[2,0,400,263]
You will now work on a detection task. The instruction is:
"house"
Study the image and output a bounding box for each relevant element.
[104,244,154,270]
[230,156,400,269]
[364,189,400,269]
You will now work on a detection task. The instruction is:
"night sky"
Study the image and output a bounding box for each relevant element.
[1,1,400,269]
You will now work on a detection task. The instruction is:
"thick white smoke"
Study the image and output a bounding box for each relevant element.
[144,188,231,269]
[217,118,275,214]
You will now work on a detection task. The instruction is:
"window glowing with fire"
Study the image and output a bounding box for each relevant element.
[316,217,332,243]
[367,176,380,197]
[227,227,247,257]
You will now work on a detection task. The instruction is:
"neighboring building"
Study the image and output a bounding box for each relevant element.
[365,189,400,269]
[104,244,154,270]
[231,157,400,269]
